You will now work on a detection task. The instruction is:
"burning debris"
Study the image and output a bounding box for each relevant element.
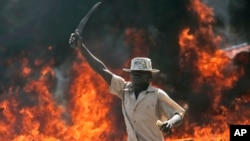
[223,43,250,59]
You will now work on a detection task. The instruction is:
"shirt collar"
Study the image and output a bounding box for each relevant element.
[124,82,156,93]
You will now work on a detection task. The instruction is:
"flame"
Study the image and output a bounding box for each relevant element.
[171,0,250,140]
[66,56,126,141]
[1,0,249,141]
[21,58,31,77]
[0,53,127,140]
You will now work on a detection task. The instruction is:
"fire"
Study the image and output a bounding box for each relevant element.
[0,0,249,141]
[172,0,250,140]
[0,53,126,140]
[21,58,31,77]
[66,57,125,141]
[0,65,65,140]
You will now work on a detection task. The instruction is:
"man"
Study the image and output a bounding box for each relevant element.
[69,33,185,141]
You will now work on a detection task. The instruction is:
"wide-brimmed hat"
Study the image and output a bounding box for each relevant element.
[122,57,160,73]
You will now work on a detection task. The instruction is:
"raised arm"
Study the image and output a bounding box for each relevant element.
[69,33,113,85]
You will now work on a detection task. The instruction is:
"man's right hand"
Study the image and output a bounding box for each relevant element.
[69,32,81,48]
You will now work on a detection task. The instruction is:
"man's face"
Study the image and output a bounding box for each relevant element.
[130,71,152,85]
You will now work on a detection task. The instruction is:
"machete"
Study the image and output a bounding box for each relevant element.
[70,1,102,48]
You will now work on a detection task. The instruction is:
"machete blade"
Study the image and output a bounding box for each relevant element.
[75,1,102,35]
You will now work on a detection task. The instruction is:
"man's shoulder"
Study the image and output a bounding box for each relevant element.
[149,85,165,92]
[151,87,169,97]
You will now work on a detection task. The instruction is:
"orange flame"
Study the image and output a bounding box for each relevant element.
[173,0,250,140]
[0,0,249,141]
[66,57,125,141]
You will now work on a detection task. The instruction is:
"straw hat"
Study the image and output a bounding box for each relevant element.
[122,57,160,73]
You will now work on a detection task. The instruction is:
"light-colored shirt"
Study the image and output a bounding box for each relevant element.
[109,74,185,141]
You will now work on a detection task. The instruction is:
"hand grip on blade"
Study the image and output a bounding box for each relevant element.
[69,32,80,48]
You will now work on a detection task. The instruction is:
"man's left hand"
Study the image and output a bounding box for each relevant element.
[160,120,173,134]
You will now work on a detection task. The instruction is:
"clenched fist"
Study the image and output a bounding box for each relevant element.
[69,32,82,48]
[160,120,173,135]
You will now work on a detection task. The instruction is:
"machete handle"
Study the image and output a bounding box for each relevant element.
[69,31,80,48]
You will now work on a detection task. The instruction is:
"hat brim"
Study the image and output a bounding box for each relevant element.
[122,68,160,73]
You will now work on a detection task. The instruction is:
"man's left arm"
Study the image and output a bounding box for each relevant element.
[157,89,185,133]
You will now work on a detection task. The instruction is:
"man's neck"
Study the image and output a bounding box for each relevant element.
[133,83,149,99]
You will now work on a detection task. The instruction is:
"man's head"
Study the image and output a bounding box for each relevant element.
[123,57,159,85]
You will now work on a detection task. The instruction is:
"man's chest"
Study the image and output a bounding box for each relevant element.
[123,91,158,118]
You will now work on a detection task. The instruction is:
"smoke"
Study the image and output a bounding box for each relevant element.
[202,0,250,46]
[0,0,57,46]
[53,58,71,105]
[203,0,230,25]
